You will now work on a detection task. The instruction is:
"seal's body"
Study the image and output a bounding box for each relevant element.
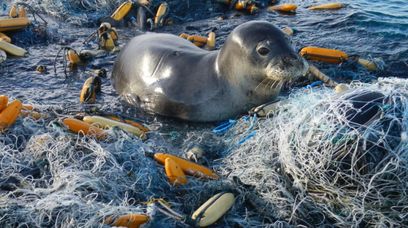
[112,21,308,121]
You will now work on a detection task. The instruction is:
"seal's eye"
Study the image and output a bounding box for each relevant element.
[257,47,270,56]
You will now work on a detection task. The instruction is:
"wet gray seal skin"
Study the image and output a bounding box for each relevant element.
[112,21,309,122]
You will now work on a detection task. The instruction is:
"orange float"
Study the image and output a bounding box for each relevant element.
[104,214,149,228]
[268,4,297,13]
[154,153,219,179]
[63,118,107,139]
[0,99,22,131]
[165,158,188,185]
[0,95,8,112]
[300,46,349,64]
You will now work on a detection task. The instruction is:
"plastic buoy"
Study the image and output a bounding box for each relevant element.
[179,33,189,39]
[153,153,219,179]
[98,31,116,51]
[0,99,22,131]
[66,49,81,65]
[181,34,204,47]
[181,32,216,50]
[22,104,34,111]
[63,118,107,139]
[235,1,258,14]
[80,76,101,104]
[104,214,149,228]
[98,23,118,49]
[36,65,46,73]
[187,35,207,47]
[334,83,349,94]
[300,46,348,64]
[0,17,30,32]
[206,32,216,50]
[165,158,188,185]
[247,4,259,14]
[18,7,27,17]
[0,40,27,56]
[357,58,378,71]
[217,0,257,14]
[268,4,297,13]
[111,0,133,21]
[83,116,147,139]
[308,3,344,10]
[234,0,245,10]
[154,2,169,28]
[0,32,11,43]
[191,192,235,227]
[0,95,8,112]
[9,5,18,18]
[108,116,149,133]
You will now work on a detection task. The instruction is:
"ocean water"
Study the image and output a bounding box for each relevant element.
[0,0,408,227]
[0,0,407,105]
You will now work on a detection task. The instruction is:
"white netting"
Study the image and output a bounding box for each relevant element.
[1,78,408,227]
[221,77,408,227]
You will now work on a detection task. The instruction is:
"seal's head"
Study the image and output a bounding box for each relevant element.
[217,21,308,86]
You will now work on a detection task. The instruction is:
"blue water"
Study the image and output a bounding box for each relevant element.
[0,0,407,112]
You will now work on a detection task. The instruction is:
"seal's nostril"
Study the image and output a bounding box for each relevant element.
[281,57,294,67]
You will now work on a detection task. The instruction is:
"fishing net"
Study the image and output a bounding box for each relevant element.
[0,102,261,227]
[6,0,123,26]
[1,78,407,227]
[6,0,227,26]
[221,77,408,226]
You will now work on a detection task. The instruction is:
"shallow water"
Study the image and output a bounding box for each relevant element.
[0,0,407,227]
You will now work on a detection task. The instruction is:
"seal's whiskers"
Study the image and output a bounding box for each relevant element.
[254,78,269,92]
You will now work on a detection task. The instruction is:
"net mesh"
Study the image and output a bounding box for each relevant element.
[1,78,408,227]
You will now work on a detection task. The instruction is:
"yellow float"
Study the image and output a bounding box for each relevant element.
[309,3,344,10]
[111,0,133,21]
[268,4,297,13]
[0,17,30,32]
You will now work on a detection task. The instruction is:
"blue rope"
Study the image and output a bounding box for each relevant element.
[238,130,256,145]
[305,80,323,89]
[236,115,257,145]
[214,115,258,150]
[212,119,237,135]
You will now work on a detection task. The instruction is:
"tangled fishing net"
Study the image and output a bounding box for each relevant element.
[0,103,257,227]
[221,77,408,226]
[5,0,226,26]
[1,78,408,227]
[5,0,123,25]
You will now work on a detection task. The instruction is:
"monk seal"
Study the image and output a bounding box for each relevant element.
[112,21,309,122]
